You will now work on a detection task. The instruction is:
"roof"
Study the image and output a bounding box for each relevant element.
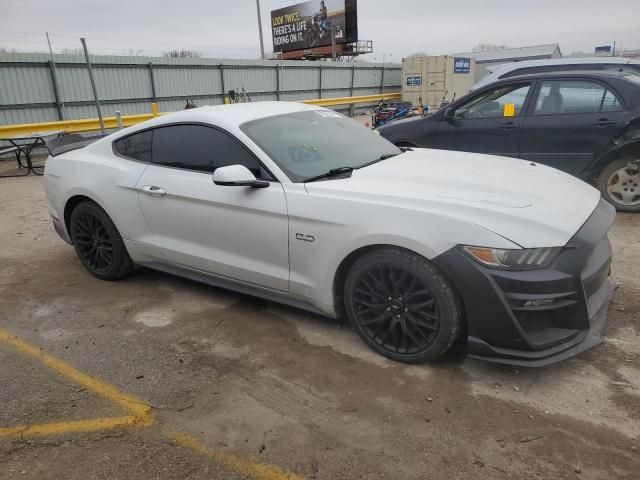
[105,101,320,142]
[471,56,640,90]
[481,70,640,93]
[454,44,561,63]
[499,69,637,80]
[170,101,319,125]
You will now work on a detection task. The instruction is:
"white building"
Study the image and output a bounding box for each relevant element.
[453,44,562,82]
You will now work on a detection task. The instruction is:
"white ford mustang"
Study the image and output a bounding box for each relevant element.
[44,102,616,366]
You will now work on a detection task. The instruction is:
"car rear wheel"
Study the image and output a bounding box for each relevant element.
[344,248,461,363]
[597,157,640,212]
[69,201,133,280]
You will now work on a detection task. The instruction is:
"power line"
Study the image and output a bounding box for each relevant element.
[0,30,260,52]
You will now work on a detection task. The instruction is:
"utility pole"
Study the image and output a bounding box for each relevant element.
[46,32,66,120]
[81,38,105,135]
[256,0,266,60]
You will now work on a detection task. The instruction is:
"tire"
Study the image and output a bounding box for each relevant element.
[597,157,640,213]
[307,28,319,48]
[69,201,133,280]
[344,248,462,363]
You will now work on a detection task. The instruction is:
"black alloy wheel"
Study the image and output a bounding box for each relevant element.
[344,248,461,363]
[72,213,114,273]
[69,201,133,280]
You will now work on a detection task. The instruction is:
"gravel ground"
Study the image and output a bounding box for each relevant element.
[0,173,639,479]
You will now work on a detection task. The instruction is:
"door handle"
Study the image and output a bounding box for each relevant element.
[140,185,166,196]
[501,122,520,130]
[592,119,616,127]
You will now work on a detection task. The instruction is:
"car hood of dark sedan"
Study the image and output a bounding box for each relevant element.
[303,148,602,248]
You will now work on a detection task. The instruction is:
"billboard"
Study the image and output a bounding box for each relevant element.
[271,0,358,53]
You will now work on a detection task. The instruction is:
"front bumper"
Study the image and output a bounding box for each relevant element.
[433,199,616,367]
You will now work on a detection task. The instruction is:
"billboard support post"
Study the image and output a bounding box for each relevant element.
[331,27,337,61]
[256,0,266,60]
[318,64,323,99]
[275,64,281,100]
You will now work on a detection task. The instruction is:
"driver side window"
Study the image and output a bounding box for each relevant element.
[151,124,272,179]
[455,84,531,119]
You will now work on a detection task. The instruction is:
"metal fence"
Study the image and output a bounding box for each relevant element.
[0,52,402,125]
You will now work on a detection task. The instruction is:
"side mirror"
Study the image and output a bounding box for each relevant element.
[444,107,455,120]
[213,165,269,188]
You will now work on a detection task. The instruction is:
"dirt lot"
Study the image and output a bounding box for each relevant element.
[1,174,639,480]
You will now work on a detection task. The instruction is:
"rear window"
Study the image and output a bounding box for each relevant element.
[113,130,152,162]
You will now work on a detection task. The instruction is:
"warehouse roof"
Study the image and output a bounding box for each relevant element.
[454,44,562,63]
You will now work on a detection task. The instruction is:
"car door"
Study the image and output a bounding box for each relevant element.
[433,82,534,158]
[519,79,627,175]
[136,123,290,292]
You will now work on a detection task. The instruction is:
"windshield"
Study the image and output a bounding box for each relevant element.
[240,110,401,182]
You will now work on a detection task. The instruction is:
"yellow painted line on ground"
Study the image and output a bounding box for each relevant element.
[172,432,304,480]
[0,328,153,439]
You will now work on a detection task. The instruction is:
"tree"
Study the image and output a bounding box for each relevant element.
[163,49,203,58]
[472,43,510,53]
[61,47,84,55]
[566,50,589,58]
[406,52,429,58]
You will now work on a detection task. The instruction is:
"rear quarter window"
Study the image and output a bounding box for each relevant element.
[113,130,152,162]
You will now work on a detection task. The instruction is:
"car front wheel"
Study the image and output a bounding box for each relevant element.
[598,157,640,212]
[344,248,462,363]
[69,201,133,280]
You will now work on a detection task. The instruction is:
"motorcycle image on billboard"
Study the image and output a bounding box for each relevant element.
[271,1,355,53]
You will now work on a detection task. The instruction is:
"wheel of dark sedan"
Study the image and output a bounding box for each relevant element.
[597,157,640,213]
[344,248,462,363]
[69,201,133,280]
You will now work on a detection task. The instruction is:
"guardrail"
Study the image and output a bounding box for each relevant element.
[0,93,401,138]
[303,93,400,108]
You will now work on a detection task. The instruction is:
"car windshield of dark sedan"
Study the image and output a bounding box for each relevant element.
[240,110,401,182]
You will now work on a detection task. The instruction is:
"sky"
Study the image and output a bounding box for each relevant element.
[1,0,638,62]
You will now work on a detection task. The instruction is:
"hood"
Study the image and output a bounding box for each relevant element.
[304,149,601,248]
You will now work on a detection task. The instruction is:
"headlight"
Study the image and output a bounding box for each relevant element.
[462,246,561,270]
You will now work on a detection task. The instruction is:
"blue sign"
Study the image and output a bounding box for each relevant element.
[406,75,422,86]
[454,57,471,74]
[595,45,612,54]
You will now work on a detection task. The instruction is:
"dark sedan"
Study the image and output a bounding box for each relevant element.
[378,71,640,212]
